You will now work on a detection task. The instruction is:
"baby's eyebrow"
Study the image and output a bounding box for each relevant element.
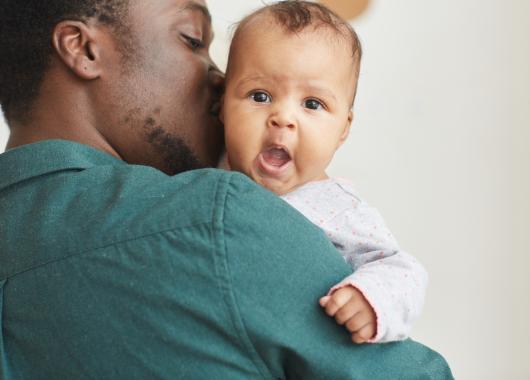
[237,75,267,85]
[302,85,338,102]
[234,75,270,91]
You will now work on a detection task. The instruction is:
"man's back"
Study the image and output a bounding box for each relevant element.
[0,140,452,379]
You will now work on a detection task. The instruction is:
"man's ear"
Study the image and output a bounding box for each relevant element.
[52,20,102,80]
[337,110,354,148]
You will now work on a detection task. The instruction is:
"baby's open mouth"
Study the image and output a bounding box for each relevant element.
[262,146,292,167]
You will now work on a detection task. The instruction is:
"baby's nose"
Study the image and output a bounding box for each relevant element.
[268,110,297,129]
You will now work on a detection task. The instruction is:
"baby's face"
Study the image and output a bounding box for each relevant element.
[222,22,357,195]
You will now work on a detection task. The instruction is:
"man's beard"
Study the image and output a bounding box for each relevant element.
[145,125,203,176]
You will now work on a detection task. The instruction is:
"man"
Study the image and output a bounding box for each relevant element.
[0,0,453,378]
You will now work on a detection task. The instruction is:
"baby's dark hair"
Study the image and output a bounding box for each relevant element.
[228,0,362,104]
[0,0,129,122]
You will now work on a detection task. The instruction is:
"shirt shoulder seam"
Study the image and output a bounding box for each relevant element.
[2,220,215,281]
[212,173,274,380]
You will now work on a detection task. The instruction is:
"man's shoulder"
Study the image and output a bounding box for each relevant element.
[90,165,235,226]
[221,173,341,263]
[96,165,289,229]
[0,162,276,278]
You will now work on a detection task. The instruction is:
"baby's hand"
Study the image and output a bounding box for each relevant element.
[319,286,377,344]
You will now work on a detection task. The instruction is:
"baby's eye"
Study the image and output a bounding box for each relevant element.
[250,91,271,103]
[304,99,323,110]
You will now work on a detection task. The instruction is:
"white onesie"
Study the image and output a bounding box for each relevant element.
[281,178,428,343]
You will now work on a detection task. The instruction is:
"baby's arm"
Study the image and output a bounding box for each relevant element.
[320,200,428,344]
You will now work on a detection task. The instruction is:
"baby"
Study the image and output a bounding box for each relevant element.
[220,1,428,344]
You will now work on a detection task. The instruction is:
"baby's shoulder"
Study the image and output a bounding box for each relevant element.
[281,178,365,217]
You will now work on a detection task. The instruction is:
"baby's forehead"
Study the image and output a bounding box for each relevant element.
[228,15,358,81]
[233,11,354,51]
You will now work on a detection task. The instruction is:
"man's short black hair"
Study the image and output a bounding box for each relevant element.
[0,0,129,122]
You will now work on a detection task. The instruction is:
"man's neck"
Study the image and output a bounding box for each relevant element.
[5,70,122,160]
[6,123,121,161]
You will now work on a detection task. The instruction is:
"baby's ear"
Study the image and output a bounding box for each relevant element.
[338,110,354,147]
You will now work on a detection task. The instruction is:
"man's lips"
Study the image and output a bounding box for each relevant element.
[209,99,221,117]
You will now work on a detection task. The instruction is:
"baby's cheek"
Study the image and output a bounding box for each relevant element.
[225,140,253,174]
[294,152,326,181]
[305,137,335,162]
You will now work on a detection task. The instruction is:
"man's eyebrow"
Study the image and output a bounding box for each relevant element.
[181,1,212,23]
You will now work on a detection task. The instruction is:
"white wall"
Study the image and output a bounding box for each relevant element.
[338,1,530,379]
[0,114,7,150]
[334,2,530,379]
[2,1,529,378]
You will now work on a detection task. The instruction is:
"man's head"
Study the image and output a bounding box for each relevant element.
[0,0,224,174]
[222,1,362,195]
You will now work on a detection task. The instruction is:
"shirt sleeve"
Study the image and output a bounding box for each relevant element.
[221,174,451,380]
[326,200,429,343]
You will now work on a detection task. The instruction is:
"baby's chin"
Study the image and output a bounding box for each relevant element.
[227,158,301,195]
[254,175,297,196]
[257,173,331,195]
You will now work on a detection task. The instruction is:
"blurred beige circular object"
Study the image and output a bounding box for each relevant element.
[319,0,371,20]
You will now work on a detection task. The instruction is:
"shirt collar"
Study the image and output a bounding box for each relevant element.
[0,139,125,190]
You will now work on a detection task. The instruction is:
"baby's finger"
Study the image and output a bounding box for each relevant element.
[319,296,331,307]
[324,289,354,316]
[352,323,376,344]
[345,310,372,334]
[335,300,360,325]
[352,333,367,344]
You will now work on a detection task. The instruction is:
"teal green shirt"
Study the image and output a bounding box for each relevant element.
[0,140,452,379]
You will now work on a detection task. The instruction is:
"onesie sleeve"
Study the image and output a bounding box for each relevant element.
[326,200,429,343]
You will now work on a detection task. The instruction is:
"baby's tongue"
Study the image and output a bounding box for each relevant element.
[262,147,290,167]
